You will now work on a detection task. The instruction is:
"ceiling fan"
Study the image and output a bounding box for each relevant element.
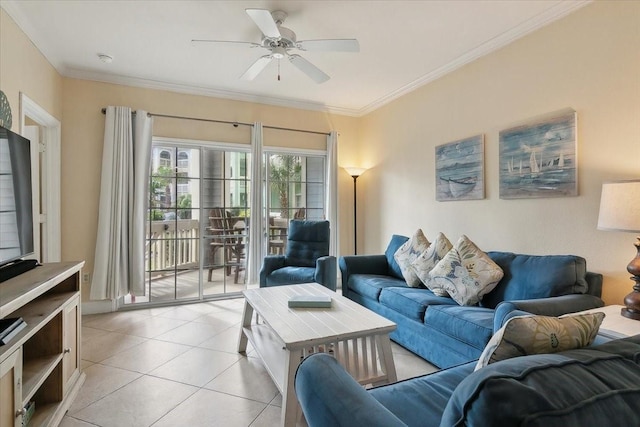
[192,8,359,83]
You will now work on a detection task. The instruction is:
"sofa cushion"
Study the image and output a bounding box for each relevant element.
[379,287,457,321]
[429,235,504,306]
[369,360,475,427]
[425,305,495,350]
[412,232,453,295]
[482,252,589,309]
[475,312,605,370]
[394,229,431,287]
[266,266,315,286]
[385,234,409,280]
[348,274,407,301]
[441,336,640,427]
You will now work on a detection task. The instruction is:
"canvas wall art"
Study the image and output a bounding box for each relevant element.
[435,134,484,201]
[499,110,577,199]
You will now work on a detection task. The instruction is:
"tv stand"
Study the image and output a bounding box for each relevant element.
[0,262,85,427]
[0,259,40,283]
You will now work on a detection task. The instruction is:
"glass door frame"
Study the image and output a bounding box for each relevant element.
[119,136,251,309]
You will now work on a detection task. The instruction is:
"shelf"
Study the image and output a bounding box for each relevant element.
[22,353,64,406]
[0,292,75,362]
[0,262,82,318]
[26,402,58,427]
[242,324,286,392]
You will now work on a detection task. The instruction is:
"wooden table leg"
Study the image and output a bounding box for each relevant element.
[281,349,301,427]
[376,334,397,384]
[237,299,253,354]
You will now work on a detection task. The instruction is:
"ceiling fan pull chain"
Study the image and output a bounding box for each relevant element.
[278,59,281,81]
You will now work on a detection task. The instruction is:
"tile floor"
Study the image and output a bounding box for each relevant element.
[62,297,438,427]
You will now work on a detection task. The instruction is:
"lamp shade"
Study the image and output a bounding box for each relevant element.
[345,167,367,177]
[597,180,640,232]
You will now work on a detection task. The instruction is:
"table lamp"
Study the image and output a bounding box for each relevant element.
[597,179,640,320]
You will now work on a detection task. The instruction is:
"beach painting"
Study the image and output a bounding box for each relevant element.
[499,110,577,199]
[436,134,484,201]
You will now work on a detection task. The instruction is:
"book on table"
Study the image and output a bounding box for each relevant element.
[0,317,27,346]
[288,295,332,308]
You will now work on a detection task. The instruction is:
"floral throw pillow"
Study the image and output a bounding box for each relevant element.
[474,312,605,371]
[394,229,430,287]
[428,249,477,301]
[411,232,453,295]
[428,235,503,305]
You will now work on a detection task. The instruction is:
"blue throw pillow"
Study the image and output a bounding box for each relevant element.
[385,234,409,280]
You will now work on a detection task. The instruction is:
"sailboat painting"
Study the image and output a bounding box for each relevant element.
[499,110,577,199]
[436,134,484,201]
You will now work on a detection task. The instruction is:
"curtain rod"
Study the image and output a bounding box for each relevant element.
[100,108,330,136]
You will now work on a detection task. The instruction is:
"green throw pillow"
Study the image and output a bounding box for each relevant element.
[474,312,605,371]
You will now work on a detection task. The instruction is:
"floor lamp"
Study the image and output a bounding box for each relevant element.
[597,179,640,320]
[345,168,366,254]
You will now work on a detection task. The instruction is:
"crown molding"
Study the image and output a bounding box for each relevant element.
[1,1,64,70]
[63,68,362,117]
[356,0,591,116]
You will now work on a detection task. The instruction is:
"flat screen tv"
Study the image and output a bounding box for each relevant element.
[0,125,34,269]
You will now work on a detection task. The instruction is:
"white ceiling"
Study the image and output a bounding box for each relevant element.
[2,0,588,116]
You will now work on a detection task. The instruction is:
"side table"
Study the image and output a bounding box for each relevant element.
[579,305,640,339]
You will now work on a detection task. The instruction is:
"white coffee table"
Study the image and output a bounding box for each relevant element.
[238,283,397,427]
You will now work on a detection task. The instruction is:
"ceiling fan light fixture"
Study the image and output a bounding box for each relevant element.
[272,46,286,59]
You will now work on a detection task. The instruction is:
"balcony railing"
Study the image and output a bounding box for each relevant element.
[147,219,200,272]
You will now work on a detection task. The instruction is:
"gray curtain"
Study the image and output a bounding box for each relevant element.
[326,131,338,258]
[247,122,264,284]
[91,107,152,300]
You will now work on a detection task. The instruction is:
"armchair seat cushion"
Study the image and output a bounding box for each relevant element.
[265,266,315,286]
[425,305,494,350]
[348,274,406,301]
[380,287,456,321]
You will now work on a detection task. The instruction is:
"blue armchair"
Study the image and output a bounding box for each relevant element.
[259,220,337,291]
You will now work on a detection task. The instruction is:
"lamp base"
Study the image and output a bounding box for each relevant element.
[622,238,640,321]
[621,306,640,320]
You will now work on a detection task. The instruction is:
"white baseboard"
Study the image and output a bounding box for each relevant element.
[82,299,116,314]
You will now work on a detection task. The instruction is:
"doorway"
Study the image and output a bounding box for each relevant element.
[20,93,61,263]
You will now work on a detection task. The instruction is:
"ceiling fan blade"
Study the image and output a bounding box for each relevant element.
[240,55,272,81]
[288,55,330,84]
[245,9,281,38]
[191,39,262,48]
[297,39,360,52]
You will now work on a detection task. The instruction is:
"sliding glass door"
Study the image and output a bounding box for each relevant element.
[265,151,326,255]
[128,140,250,306]
[125,139,328,307]
[201,147,250,298]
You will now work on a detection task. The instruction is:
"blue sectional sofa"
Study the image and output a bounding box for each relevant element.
[295,334,640,427]
[340,235,604,368]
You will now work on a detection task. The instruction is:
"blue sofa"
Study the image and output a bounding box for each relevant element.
[295,334,640,427]
[340,235,604,368]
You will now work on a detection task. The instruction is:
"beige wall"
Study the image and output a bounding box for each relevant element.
[359,1,640,305]
[0,9,63,128]
[61,79,359,298]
